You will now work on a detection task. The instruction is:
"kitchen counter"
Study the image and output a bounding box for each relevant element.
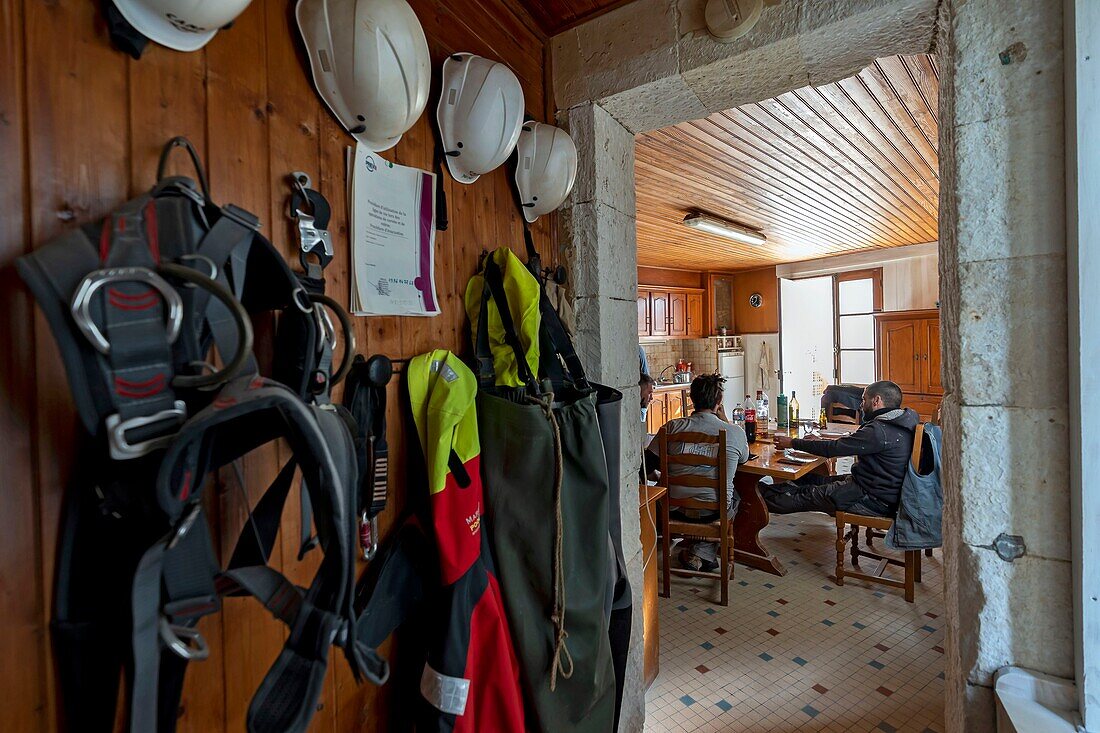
[653,381,692,392]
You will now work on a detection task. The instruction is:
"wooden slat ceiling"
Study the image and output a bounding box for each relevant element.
[635,53,940,272]
[518,0,635,36]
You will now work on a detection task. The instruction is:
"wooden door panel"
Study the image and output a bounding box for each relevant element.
[687,292,704,337]
[638,291,651,336]
[922,317,943,395]
[877,319,921,394]
[666,391,684,421]
[651,292,670,336]
[669,293,687,336]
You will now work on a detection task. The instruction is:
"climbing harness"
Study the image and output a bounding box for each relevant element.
[18,137,379,733]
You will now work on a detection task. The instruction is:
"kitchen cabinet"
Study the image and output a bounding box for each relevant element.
[875,309,942,420]
[638,291,651,336]
[638,286,705,339]
[687,292,704,338]
[646,385,691,433]
[646,392,667,434]
[665,389,684,422]
[650,292,670,336]
[708,274,733,335]
[669,293,687,336]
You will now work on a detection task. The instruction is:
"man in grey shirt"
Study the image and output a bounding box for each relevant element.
[645,374,750,572]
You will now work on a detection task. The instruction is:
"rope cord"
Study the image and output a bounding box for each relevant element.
[530,391,573,690]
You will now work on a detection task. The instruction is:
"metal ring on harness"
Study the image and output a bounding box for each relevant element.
[159,616,210,661]
[158,263,254,391]
[308,292,356,386]
[70,267,184,355]
[177,253,219,284]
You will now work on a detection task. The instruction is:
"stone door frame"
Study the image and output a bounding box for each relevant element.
[552,1,1094,730]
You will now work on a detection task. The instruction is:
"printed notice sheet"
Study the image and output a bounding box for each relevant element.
[348,143,439,316]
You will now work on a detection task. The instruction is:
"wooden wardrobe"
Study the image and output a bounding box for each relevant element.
[874,309,943,420]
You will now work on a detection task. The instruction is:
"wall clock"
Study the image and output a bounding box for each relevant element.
[749,292,763,308]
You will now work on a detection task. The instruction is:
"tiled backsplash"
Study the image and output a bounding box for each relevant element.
[642,338,720,380]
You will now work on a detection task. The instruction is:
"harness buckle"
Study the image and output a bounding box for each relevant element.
[159,616,210,661]
[105,400,187,460]
[71,267,184,355]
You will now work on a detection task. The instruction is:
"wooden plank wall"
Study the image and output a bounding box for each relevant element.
[0,1,553,730]
[731,267,780,333]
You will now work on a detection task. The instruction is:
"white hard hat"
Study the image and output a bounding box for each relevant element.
[297,0,431,152]
[437,54,525,185]
[514,122,578,222]
[111,0,252,52]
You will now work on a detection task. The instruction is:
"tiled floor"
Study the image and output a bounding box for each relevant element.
[645,512,945,733]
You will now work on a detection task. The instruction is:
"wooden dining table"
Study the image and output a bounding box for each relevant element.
[731,424,854,576]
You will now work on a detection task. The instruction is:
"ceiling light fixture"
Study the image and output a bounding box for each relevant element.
[682,213,767,246]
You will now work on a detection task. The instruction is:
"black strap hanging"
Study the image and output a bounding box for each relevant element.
[343,354,394,559]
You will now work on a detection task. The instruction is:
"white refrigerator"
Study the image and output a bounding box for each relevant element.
[718,350,745,419]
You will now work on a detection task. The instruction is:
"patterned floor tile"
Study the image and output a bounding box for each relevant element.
[644,512,945,732]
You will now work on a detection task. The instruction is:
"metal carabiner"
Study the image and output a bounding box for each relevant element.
[360,512,379,561]
[159,616,210,661]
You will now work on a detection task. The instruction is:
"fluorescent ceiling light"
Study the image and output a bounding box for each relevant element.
[682,213,767,246]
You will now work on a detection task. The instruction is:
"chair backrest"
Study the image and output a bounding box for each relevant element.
[658,429,727,512]
[825,401,859,424]
[911,422,936,476]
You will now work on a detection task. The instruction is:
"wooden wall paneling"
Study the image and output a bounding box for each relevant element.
[637,266,705,289]
[204,6,290,730]
[260,3,345,731]
[637,130,879,248]
[731,268,779,333]
[24,1,133,729]
[677,117,899,245]
[773,89,938,223]
[0,1,44,731]
[127,45,207,192]
[711,109,933,244]
[634,54,939,273]
[5,0,551,728]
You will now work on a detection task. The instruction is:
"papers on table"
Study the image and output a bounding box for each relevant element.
[347,143,440,317]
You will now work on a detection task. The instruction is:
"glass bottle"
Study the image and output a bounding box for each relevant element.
[789,391,800,433]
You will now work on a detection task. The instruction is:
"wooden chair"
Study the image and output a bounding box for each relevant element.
[658,431,734,606]
[834,425,928,603]
[825,401,859,424]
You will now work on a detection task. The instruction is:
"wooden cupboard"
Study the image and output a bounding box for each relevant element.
[646,386,691,434]
[687,292,704,338]
[650,291,670,336]
[874,309,943,420]
[638,287,705,338]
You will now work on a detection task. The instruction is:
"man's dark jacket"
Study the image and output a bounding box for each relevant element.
[792,407,919,509]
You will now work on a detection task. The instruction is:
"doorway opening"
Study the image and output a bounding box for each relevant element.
[633,49,945,731]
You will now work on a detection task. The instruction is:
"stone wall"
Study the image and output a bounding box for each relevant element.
[554,1,1075,731]
[938,1,1071,730]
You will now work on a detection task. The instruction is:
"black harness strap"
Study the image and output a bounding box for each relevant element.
[343,355,391,559]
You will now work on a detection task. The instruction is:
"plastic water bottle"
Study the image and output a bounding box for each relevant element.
[732,403,745,430]
[756,390,769,438]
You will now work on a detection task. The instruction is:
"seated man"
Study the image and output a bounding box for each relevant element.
[646,374,749,572]
[763,380,917,517]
